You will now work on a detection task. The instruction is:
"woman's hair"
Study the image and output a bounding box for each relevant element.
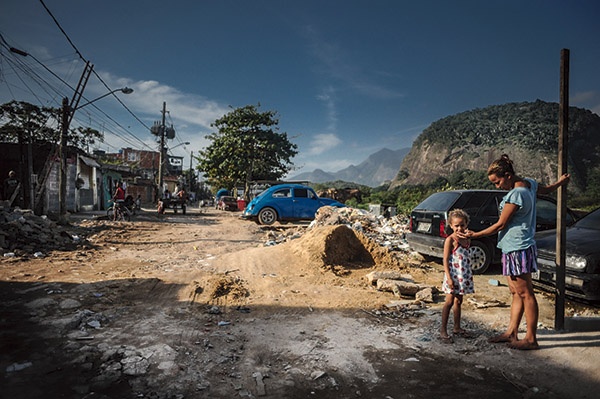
[487,154,515,177]
[448,209,470,225]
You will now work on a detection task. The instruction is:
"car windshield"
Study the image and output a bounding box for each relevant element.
[414,191,461,211]
[573,208,600,230]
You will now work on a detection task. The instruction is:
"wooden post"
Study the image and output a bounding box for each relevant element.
[59,97,69,220]
[158,102,167,198]
[555,49,569,330]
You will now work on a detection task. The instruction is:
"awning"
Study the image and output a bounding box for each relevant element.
[80,155,101,168]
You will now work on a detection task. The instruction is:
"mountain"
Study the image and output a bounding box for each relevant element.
[290,148,410,187]
[390,100,600,196]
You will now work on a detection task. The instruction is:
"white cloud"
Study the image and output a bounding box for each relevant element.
[97,72,230,129]
[316,86,338,132]
[571,91,596,104]
[303,25,404,100]
[306,133,341,155]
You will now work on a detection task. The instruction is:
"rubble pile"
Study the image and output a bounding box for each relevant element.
[0,209,84,255]
[310,206,410,252]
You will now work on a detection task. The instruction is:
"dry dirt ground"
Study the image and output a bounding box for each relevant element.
[1,206,599,399]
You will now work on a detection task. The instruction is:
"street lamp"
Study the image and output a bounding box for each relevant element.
[73,87,134,112]
[168,141,190,152]
[9,44,134,218]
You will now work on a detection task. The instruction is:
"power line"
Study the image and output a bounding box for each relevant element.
[35,0,153,149]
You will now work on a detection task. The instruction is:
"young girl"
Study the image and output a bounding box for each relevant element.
[440,209,475,343]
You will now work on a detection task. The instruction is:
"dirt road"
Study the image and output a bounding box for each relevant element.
[1,206,599,398]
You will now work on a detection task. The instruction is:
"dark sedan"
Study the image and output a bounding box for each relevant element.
[533,207,600,302]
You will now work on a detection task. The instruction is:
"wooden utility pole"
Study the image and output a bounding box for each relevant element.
[158,102,167,197]
[555,49,569,330]
[59,97,69,219]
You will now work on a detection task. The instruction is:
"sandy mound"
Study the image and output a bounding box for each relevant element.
[288,224,407,275]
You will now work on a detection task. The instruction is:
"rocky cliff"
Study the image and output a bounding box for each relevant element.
[391,100,600,194]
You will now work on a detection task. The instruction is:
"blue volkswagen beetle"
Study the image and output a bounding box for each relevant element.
[241,184,345,225]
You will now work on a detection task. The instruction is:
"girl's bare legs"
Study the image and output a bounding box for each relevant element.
[452,295,463,333]
[440,294,454,340]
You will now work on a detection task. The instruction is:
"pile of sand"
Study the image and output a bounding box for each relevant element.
[288,224,407,275]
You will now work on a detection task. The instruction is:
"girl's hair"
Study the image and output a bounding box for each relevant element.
[487,154,515,177]
[448,209,470,225]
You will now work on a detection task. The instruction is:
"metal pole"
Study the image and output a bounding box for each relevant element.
[555,48,569,330]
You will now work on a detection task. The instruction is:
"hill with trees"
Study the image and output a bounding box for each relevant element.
[392,100,600,209]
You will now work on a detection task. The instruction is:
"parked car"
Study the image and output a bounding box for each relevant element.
[406,189,578,274]
[533,207,600,302]
[241,184,345,225]
[217,196,238,211]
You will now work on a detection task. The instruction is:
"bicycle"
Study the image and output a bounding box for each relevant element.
[107,200,132,221]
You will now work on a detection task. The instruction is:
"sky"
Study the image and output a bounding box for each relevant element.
[1,0,599,178]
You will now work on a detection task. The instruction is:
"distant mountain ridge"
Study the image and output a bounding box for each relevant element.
[290,148,410,187]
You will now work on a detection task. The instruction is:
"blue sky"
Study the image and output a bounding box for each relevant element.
[1,0,599,177]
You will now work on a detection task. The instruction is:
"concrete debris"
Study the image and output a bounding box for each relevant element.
[368,270,437,300]
[365,270,414,284]
[0,208,90,255]
[257,207,412,266]
[311,206,410,251]
[467,297,507,309]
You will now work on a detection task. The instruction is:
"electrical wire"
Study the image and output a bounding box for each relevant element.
[32,0,154,151]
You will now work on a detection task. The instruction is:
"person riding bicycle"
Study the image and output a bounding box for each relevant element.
[112,181,126,221]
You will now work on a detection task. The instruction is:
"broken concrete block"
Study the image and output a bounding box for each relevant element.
[365,270,413,284]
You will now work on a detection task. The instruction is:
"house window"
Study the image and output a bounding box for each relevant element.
[127,152,139,162]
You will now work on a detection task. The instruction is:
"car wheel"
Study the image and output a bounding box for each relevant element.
[258,207,277,225]
[469,240,491,274]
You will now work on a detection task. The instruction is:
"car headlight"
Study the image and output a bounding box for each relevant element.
[566,255,587,271]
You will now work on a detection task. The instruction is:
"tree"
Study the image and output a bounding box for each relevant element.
[0,100,103,148]
[198,104,298,200]
[0,101,56,143]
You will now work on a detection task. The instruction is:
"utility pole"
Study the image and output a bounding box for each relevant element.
[555,49,569,330]
[158,102,167,197]
[59,97,69,219]
[189,150,193,189]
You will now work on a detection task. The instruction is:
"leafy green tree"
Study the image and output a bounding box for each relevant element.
[198,105,298,200]
[0,101,55,143]
[73,126,103,151]
[0,101,103,149]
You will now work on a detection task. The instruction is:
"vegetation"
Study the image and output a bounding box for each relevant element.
[415,100,600,152]
[0,100,103,147]
[398,100,600,211]
[197,104,298,201]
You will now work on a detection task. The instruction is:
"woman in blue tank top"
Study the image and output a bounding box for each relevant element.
[466,154,569,350]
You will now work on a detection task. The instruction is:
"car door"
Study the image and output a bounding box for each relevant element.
[270,187,294,216]
[292,187,319,218]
